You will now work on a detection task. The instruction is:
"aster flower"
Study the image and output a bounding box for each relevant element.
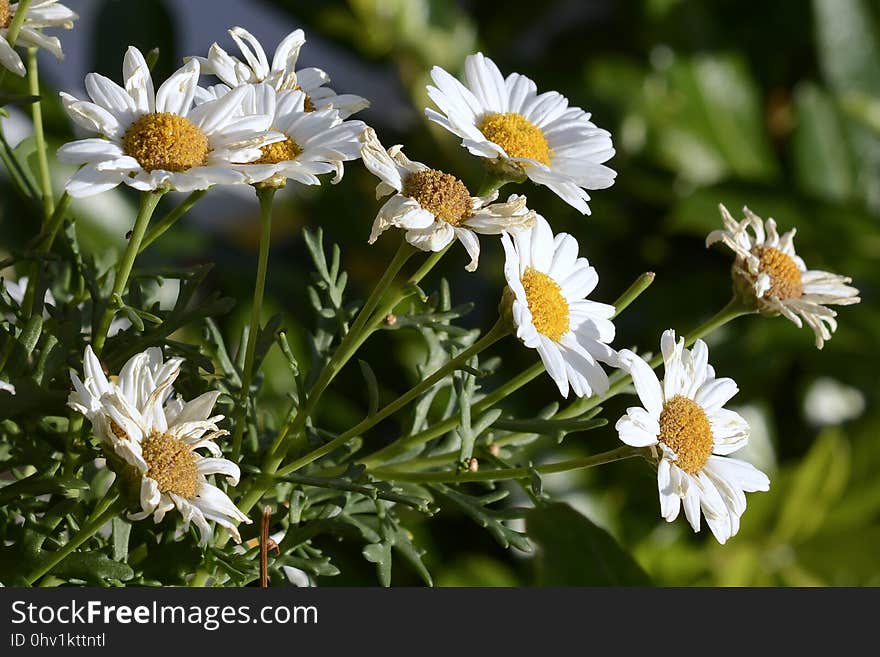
[426,53,615,215]
[501,215,617,397]
[68,346,251,546]
[195,26,368,118]
[57,47,283,198]
[361,127,535,271]
[201,83,364,188]
[0,0,78,77]
[615,330,770,544]
[707,205,860,348]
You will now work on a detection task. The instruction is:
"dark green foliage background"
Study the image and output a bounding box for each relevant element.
[1,0,877,585]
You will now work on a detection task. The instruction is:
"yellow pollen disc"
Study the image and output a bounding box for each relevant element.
[658,396,713,474]
[402,169,473,226]
[751,246,803,299]
[478,112,551,165]
[0,0,11,29]
[141,431,199,499]
[521,267,569,342]
[123,112,209,173]
[254,136,302,165]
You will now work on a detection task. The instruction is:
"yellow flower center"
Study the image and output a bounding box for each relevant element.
[254,136,302,165]
[751,246,803,299]
[478,112,551,165]
[141,431,199,499]
[110,421,128,440]
[401,169,473,226]
[122,112,209,173]
[521,267,569,341]
[658,396,713,474]
[0,0,11,29]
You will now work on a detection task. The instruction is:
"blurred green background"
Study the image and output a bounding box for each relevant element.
[1,0,877,585]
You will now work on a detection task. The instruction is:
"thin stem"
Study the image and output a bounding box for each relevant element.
[232,186,276,461]
[276,319,511,477]
[4,0,32,49]
[92,191,164,355]
[139,189,207,253]
[361,269,658,468]
[27,48,53,222]
[557,297,753,420]
[360,361,545,469]
[612,272,655,317]
[38,191,71,253]
[25,492,123,585]
[370,445,640,483]
[227,243,451,538]
[263,239,416,468]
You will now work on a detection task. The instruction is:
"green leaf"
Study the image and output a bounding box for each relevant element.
[773,429,850,543]
[527,503,652,586]
[791,83,855,201]
[644,55,778,184]
[112,518,131,562]
[0,93,40,107]
[53,552,134,584]
[814,0,880,96]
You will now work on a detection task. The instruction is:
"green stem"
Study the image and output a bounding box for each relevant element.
[38,191,71,253]
[361,269,657,468]
[18,193,72,319]
[557,297,753,420]
[27,48,53,222]
[25,492,123,585]
[226,243,451,540]
[139,189,207,253]
[4,0,32,50]
[612,272,655,317]
[231,186,276,461]
[370,445,640,483]
[263,239,416,469]
[92,191,164,355]
[276,319,511,477]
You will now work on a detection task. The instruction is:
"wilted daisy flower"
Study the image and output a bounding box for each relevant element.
[426,53,615,215]
[708,205,860,348]
[200,83,364,188]
[615,330,770,544]
[196,26,368,118]
[0,379,14,395]
[0,0,78,77]
[68,346,251,545]
[501,215,617,397]
[57,47,283,197]
[361,127,534,271]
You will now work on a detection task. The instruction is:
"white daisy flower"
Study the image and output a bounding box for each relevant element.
[361,127,535,271]
[501,215,617,397]
[200,83,364,188]
[57,47,283,198]
[0,379,14,395]
[0,0,78,77]
[707,205,860,348]
[68,346,251,546]
[426,52,615,215]
[195,26,369,118]
[615,330,770,544]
